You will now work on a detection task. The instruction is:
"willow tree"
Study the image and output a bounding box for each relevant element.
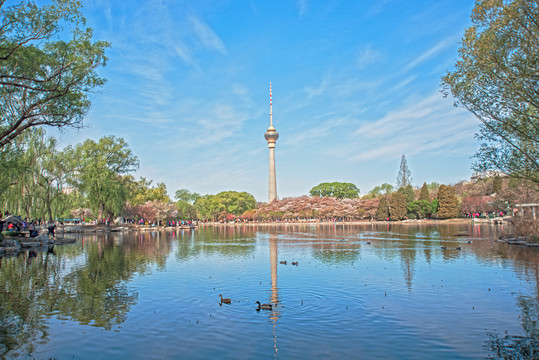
[67,136,139,221]
[0,0,109,148]
[442,0,539,184]
[0,129,68,220]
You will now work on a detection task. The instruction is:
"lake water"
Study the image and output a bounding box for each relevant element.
[1,223,538,359]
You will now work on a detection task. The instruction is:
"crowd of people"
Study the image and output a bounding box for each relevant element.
[0,210,57,238]
[464,211,507,218]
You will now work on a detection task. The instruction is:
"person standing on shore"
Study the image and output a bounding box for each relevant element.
[0,211,4,234]
[47,221,56,237]
[29,221,38,237]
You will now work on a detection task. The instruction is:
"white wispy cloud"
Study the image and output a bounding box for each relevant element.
[125,113,175,127]
[304,77,330,98]
[129,62,167,82]
[390,76,417,92]
[173,44,198,68]
[367,0,394,16]
[357,46,383,68]
[232,83,254,105]
[250,2,259,15]
[190,16,227,54]
[329,92,479,162]
[404,37,455,71]
[285,114,350,145]
[298,0,308,17]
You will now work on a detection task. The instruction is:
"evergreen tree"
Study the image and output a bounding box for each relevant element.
[376,197,390,220]
[408,200,432,219]
[389,192,407,221]
[398,184,415,206]
[397,154,412,188]
[437,185,460,219]
[419,182,430,201]
[431,198,439,215]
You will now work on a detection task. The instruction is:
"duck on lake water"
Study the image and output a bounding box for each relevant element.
[219,294,231,304]
[256,301,273,311]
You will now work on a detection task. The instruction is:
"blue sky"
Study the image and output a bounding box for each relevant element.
[53,0,479,202]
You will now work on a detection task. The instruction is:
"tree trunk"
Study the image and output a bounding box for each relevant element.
[47,191,53,222]
[98,203,104,223]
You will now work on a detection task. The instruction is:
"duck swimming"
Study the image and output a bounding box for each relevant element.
[219,294,231,304]
[256,301,273,310]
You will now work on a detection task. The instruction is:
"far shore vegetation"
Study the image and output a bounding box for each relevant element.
[0,0,537,238]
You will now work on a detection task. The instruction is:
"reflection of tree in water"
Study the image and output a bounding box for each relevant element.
[311,243,361,265]
[55,239,141,329]
[175,227,256,260]
[400,245,416,290]
[485,295,539,359]
[0,232,171,357]
[0,253,55,356]
[311,248,360,264]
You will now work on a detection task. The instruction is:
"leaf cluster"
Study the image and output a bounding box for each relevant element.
[442,0,539,184]
[389,192,407,220]
[437,184,460,219]
[195,191,257,221]
[0,0,110,148]
[309,182,360,199]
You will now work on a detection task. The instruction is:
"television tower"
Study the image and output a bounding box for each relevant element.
[264,82,279,202]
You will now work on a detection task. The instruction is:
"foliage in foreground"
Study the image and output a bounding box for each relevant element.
[0,0,109,149]
[442,0,539,184]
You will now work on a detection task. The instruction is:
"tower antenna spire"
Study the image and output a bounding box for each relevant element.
[270,82,273,127]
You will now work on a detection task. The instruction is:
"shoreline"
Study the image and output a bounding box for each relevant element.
[53,217,509,232]
[197,217,510,227]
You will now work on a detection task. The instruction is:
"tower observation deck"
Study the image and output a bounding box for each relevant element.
[265,82,279,202]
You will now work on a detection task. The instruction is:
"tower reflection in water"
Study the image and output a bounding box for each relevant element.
[269,235,279,357]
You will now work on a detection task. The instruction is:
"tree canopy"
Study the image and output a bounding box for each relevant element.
[398,184,415,206]
[419,182,430,201]
[195,191,256,221]
[376,197,389,220]
[0,0,109,149]
[309,182,360,199]
[66,136,139,220]
[365,183,394,199]
[442,0,539,184]
[437,184,460,219]
[389,192,407,220]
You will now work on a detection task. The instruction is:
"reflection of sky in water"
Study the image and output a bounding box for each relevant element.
[1,224,538,359]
